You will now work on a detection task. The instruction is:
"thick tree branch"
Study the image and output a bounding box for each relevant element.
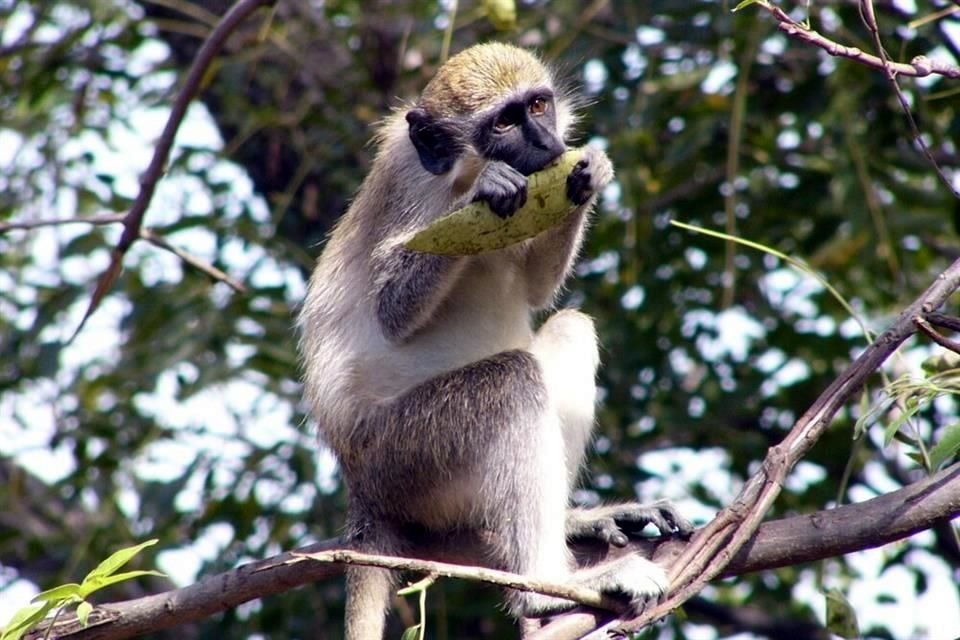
[26,461,960,640]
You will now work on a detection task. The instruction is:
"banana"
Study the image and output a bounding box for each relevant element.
[404,147,590,256]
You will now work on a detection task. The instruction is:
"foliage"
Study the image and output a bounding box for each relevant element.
[1,0,959,638]
[1,540,162,640]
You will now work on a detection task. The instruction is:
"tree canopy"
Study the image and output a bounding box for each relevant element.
[1,1,959,639]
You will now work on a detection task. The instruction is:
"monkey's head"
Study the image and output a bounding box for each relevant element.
[406,43,573,177]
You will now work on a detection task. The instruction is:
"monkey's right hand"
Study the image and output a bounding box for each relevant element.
[473,161,527,218]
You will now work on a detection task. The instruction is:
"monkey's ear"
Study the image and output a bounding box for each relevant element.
[407,107,460,175]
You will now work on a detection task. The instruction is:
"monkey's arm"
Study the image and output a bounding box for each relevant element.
[523,207,589,308]
[372,246,468,342]
[524,147,613,307]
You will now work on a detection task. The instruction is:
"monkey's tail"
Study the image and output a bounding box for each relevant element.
[345,564,395,640]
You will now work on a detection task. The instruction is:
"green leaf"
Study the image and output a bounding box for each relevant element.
[929,422,960,470]
[79,570,167,599]
[0,601,55,640]
[400,625,421,640]
[31,583,82,604]
[732,0,764,11]
[76,601,93,627]
[824,588,860,639]
[882,399,924,447]
[85,539,159,581]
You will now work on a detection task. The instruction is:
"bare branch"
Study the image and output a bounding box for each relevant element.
[753,1,960,79]
[928,312,960,333]
[26,461,960,640]
[139,229,247,293]
[0,213,246,294]
[915,315,960,355]
[0,214,127,233]
[749,0,960,200]
[855,0,960,199]
[288,550,624,612]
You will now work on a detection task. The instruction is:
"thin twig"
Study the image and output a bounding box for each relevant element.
[0,213,246,293]
[915,315,960,355]
[139,229,246,293]
[856,0,960,199]
[288,549,624,612]
[752,1,960,79]
[0,214,127,233]
[748,1,959,199]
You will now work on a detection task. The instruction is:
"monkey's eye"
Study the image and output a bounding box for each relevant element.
[528,96,549,116]
[493,104,524,133]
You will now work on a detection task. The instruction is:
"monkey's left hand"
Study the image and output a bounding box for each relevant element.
[566,146,614,206]
[566,500,694,548]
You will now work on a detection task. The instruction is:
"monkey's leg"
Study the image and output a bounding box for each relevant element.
[518,310,671,617]
[339,350,552,638]
[505,309,598,617]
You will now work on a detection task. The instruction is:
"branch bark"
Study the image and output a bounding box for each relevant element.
[27,461,960,640]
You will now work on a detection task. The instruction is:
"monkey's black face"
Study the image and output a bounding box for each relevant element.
[474,90,565,176]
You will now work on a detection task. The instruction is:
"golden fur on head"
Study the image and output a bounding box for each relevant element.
[419,43,551,117]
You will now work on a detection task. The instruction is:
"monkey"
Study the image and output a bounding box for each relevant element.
[298,42,692,639]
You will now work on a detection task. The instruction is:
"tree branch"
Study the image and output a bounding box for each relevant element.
[593,257,960,637]
[71,0,274,338]
[748,0,960,199]
[751,1,960,79]
[0,214,246,294]
[26,461,960,640]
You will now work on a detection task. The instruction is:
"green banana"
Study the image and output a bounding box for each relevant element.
[404,147,589,256]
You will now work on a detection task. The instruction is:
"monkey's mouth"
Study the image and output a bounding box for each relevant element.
[513,147,565,177]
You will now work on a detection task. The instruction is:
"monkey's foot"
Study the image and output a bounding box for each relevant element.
[596,555,668,613]
[567,500,694,547]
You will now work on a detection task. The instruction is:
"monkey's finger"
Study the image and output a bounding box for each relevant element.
[660,507,695,537]
[566,160,594,206]
[616,511,672,536]
[593,518,630,547]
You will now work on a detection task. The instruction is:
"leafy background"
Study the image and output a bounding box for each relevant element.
[1,0,959,638]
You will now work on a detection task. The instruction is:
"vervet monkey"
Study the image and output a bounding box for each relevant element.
[299,42,691,639]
